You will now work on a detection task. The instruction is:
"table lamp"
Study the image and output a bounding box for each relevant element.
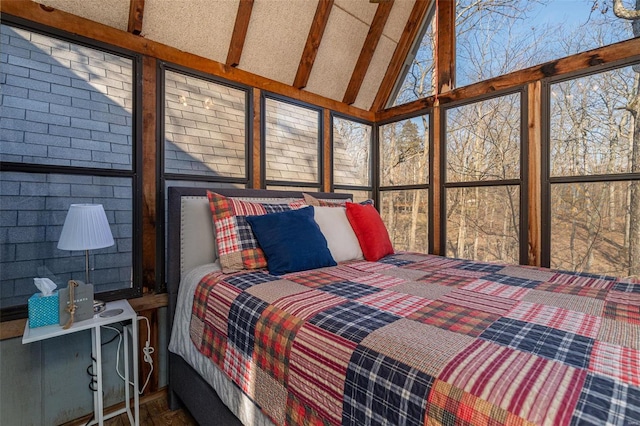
[57,204,115,285]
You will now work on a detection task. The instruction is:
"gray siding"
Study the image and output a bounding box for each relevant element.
[0,25,133,169]
[164,70,246,178]
[0,25,134,308]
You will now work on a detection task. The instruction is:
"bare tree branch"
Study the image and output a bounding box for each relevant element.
[613,0,640,20]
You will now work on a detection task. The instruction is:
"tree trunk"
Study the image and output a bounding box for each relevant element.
[457,190,467,258]
[409,191,419,251]
[628,86,640,276]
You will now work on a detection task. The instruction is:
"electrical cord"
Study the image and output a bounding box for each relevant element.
[137,316,155,394]
[104,315,154,394]
[86,325,123,392]
[84,325,122,426]
[84,317,154,400]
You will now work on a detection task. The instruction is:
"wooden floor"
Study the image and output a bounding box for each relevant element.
[65,390,198,426]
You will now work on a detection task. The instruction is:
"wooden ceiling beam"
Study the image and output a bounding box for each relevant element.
[1,0,374,121]
[127,0,145,35]
[435,0,455,94]
[370,0,431,112]
[293,0,334,89]
[226,0,255,67]
[342,0,394,105]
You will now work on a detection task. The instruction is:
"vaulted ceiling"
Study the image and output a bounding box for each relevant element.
[32,0,431,112]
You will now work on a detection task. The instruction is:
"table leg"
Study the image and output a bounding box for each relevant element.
[91,328,99,423]
[124,323,130,419]
[95,326,104,425]
[132,319,139,426]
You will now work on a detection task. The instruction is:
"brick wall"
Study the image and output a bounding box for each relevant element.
[0,25,133,308]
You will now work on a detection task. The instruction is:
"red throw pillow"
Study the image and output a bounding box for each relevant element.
[345,202,394,261]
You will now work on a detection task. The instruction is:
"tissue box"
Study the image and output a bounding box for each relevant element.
[28,292,59,328]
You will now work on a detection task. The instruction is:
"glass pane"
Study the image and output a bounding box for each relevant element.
[379,189,428,253]
[550,65,637,177]
[265,98,319,183]
[379,116,429,186]
[551,181,639,278]
[446,186,519,264]
[0,172,133,309]
[0,25,133,170]
[333,117,371,187]
[446,93,520,182]
[164,70,247,178]
[456,0,635,88]
[391,13,435,106]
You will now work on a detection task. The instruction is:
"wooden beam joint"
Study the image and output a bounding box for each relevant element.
[226,0,255,67]
[370,0,431,112]
[343,0,394,105]
[294,0,334,90]
[127,0,145,35]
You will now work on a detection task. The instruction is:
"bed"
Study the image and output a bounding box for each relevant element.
[166,187,640,426]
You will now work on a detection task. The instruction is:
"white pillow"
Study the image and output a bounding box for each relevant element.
[313,206,363,263]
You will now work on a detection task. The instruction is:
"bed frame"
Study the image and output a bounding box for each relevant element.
[166,187,351,425]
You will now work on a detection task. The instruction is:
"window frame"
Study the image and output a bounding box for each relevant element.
[376,111,434,253]
[541,58,640,269]
[261,92,324,190]
[441,87,529,265]
[386,4,437,109]
[157,62,253,292]
[0,17,143,320]
[330,112,374,196]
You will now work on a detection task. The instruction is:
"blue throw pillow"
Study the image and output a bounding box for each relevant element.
[246,206,336,276]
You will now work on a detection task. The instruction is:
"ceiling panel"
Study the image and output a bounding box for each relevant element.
[26,0,419,113]
[383,0,417,42]
[352,35,396,110]
[142,0,239,63]
[34,0,129,31]
[238,0,317,85]
[334,0,377,25]
[303,6,369,102]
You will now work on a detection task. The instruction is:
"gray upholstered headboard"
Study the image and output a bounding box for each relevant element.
[166,187,352,312]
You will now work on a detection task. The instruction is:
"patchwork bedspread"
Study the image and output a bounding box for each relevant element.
[189,253,640,425]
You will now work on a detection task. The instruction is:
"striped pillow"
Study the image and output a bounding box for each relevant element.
[303,192,373,207]
[206,191,305,273]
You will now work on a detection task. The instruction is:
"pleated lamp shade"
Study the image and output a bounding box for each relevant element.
[57,204,115,251]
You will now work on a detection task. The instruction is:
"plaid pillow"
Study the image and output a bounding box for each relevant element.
[206,191,305,273]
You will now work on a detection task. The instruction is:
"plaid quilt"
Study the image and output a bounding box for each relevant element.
[189,253,640,426]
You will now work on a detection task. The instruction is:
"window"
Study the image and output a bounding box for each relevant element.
[378,116,429,252]
[456,0,636,88]
[264,96,321,188]
[163,68,248,180]
[444,93,522,264]
[390,9,435,107]
[0,23,140,315]
[161,66,250,288]
[548,64,640,278]
[332,115,372,199]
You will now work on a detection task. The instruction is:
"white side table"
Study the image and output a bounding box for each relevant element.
[22,299,140,426]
